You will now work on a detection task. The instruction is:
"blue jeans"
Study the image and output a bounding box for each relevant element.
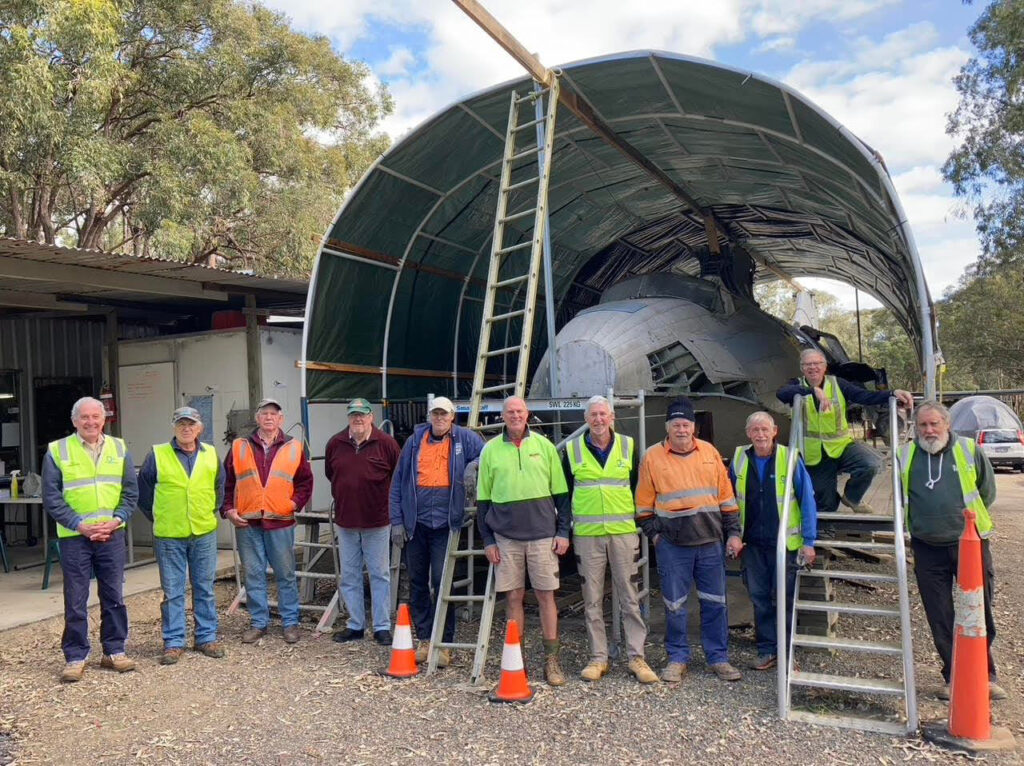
[59,529,128,663]
[741,544,797,657]
[655,539,729,665]
[236,525,300,628]
[154,531,219,648]
[809,441,882,513]
[406,524,455,643]
[337,525,391,633]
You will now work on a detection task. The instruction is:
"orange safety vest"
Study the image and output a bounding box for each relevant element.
[232,437,302,521]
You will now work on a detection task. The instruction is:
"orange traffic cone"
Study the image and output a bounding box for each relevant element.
[381,603,419,678]
[923,510,1017,754]
[949,510,990,740]
[489,619,533,704]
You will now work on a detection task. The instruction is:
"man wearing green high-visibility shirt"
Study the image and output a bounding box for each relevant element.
[138,406,226,666]
[42,397,139,683]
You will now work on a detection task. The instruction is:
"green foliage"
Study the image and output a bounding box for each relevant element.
[0,0,392,275]
[944,0,1024,271]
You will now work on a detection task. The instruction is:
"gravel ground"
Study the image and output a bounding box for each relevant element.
[2,473,1023,765]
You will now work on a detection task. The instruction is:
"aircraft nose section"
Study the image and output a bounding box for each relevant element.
[552,340,616,397]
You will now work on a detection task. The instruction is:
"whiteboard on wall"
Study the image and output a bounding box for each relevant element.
[119,362,176,467]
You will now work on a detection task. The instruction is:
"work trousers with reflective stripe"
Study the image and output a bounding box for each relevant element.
[574,533,647,662]
[911,537,998,683]
[655,539,729,665]
[59,529,129,663]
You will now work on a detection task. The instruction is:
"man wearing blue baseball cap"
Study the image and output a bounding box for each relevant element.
[138,406,226,665]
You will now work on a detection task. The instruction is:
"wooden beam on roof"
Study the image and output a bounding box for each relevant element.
[1,257,229,301]
[325,239,488,288]
[300,360,499,382]
[452,0,731,254]
[0,288,88,312]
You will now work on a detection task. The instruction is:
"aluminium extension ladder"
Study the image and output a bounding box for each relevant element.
[427,78,560,682]
[780,397,918,735]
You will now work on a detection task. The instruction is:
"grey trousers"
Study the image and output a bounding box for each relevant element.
[574,533,647,662]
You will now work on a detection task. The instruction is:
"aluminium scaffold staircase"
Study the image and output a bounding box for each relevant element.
[426,78,559,681]
[779,396,918,735]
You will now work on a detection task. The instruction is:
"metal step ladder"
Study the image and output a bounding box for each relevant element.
[779,397,918,735]
[227,509,344,633]
[427,78,560,682]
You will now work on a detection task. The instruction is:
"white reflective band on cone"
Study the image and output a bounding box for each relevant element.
[953,585,986,639]
[394,624,414,650]
[501,641,524,671]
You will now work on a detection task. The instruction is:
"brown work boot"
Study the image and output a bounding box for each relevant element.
[437,648,452,668]
[580,660,609,682]
[282,626,301,644]
[195,642,226,659]
[627,656,659,684]
[241,627,266,644]
[660,661,688,683]
[159,648,185,665]
[544,655,566,687]
[100,653,136,673]
[60,660,86,683]
[415,641,430,664]
[709,662,742,682]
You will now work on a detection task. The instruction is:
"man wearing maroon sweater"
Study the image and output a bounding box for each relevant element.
[325,398,400,645]
[222,398,314,644]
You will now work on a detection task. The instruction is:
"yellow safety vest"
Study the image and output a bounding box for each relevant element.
[899,437,993,537]
[152,443,220,538]
[568,432,637,537]
[48,435,127,538]
[731,445,803,551]
[800,375,852,465]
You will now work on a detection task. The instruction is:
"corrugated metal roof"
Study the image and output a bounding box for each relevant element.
[300,50,937,401]
[0,238,308,313]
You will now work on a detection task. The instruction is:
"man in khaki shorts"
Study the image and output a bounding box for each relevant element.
[477,396,570,686]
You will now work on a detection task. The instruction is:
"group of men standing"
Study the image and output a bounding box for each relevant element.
[43,353,1005,698]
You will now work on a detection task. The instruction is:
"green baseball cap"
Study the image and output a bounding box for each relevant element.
[347,398,372,415]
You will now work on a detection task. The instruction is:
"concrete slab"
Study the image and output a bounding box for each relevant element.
[0,544,235,632]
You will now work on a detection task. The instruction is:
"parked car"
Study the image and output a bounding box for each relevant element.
[976,428,1024,471]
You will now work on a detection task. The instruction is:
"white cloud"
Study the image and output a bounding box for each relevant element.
[746,0,900,37]
[377,46,416,77]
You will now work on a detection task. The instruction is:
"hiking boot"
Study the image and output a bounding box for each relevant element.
[195,642,226,659]
[710,662,742,682]
[101,653,136,673]
[159,648,185,665]
[61,660,86,683]
[241,627,267,644]
[332,628,364,643]
[990,682,1008,701]
[415,641,430,664]
[660,661,688,683]
[373,629,392,646]
[544,656,566,687]
[437,648,451,668]
[841,495,875,514]
[283,626,301,644]
[751,654,777,671]
[627,657,659,684]
[580,660,609,682]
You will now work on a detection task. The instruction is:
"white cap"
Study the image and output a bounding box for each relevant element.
[429,396,456,414]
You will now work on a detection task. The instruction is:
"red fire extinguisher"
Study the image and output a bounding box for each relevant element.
[99,384,118,424]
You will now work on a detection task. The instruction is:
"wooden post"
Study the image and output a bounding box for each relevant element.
[245,295,262,412]
[105,310,121,438]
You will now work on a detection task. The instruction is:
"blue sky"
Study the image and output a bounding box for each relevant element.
[263,0,987,309]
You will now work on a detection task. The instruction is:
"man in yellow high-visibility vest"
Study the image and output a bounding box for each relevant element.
[138,406,225,666]
[777,348,913,514]
[42,396,139,683]
[898,401,1005,701]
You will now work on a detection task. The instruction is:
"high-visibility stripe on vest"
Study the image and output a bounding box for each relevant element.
[800,375,852,466]
[899,436,993,537]
[568,432,636,536]
[731,445,802,551]
[232,437,302,521]
[152,443,220,538]
[48,435,127,538]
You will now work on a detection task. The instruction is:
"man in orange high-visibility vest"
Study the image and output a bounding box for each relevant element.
[222,398,313,645]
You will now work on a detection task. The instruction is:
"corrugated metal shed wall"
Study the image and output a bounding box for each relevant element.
[0,316,105,381]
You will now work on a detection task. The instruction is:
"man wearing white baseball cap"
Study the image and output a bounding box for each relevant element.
[389,396,484,664]
[138,406,226,664]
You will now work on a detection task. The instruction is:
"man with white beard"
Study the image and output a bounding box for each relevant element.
[898,401,1005,700]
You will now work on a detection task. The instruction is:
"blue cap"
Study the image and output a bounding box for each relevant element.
[666,397,696,422]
